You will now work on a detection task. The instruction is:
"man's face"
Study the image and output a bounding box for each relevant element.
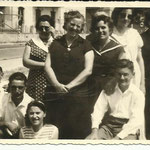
[116,67,134,90]
[10,79,25,102]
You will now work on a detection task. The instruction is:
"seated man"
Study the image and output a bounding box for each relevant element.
[0,72,33,138]
[86,59,145,140]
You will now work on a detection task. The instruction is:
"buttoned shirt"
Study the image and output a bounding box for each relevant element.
[91,83,145,139]
[0,92,33,127]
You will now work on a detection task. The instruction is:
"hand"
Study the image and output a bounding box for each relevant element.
[85,128,99,140]
[112,136,121,140]
[55,83,69,95]
[5,122,19,134]
[65,83,74,91]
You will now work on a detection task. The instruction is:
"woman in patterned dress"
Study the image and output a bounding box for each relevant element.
[19,101,58,139]
[23,15,54,101]
[87,15,125,112]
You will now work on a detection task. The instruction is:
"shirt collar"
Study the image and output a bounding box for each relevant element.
[8,93,29,108]
[116,83,134,94]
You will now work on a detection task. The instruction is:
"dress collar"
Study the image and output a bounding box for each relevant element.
[32,36,53,52]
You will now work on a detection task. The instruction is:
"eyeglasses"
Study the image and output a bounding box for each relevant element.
[39,26,50,32]
[119,13,132,20]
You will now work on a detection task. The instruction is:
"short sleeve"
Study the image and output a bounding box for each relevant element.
[135,29,143,49]
[25,39,32,47]
[83,39,93,54]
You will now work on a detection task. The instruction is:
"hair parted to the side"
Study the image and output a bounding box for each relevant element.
[25,100,46,127]
[115,59,134,73]
[111,8,133,27]
[36,15,54,31]
[90,14,114,35]
[7,72,27,92]
[63,10,85,33]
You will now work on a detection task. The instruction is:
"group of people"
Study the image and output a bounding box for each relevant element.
[0,7,149,140]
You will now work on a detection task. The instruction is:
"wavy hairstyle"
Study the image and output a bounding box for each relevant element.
[63,10,85,33]
[90,14,114,35]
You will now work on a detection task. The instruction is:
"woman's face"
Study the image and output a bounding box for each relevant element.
[28,106,46,127]
[38,21,52,39]
[95,20,110,41]
[117,9,132,28]
[65,18,83,37]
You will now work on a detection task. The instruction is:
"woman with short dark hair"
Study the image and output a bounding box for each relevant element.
[87,15,125,111]
[23,15,54,101]
[19,101,58,139]
[111,8,145,94]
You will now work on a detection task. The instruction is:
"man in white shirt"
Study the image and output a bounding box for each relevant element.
[86,59,145,140]
[0,72,32,139]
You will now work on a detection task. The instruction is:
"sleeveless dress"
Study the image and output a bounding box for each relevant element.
[26,36,53,101]
[87,36,124,112]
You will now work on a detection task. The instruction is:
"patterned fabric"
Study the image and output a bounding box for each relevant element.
[26,38,50,101]
[19,124,58,139]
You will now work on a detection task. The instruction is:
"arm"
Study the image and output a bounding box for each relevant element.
[137,50,145,94]
[117,92,145,139]
[51,126,59,139]
[44,52,68,94]
[23,45,45,69]
[65,50,94,90]
[86,91,109,139]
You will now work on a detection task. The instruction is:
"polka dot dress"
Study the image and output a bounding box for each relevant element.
[26,39,48,101]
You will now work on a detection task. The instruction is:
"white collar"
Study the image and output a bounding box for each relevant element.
[8,93,30,108]
[32,36,53,53]
[116,83,134,94]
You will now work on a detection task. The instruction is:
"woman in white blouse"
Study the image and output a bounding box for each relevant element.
[111,8,145,94]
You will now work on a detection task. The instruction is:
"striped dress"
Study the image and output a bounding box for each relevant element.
[19,124,58,139]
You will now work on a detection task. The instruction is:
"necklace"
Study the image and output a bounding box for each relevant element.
[66,36,77,51]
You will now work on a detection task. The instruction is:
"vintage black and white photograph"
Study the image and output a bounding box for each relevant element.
[0,1,150,145]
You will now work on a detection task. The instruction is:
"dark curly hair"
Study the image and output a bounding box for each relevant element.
[90,14,114,35]
[7,72,27,93]
[111,8,133,27]
[36,15,54,31]
[63,10,85,33]
[25,101,46,127]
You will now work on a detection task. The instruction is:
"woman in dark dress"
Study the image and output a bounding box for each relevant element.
[23,15,54,101]
[44,10,94,139]
[87,15,125,111]
[141,10,150,139]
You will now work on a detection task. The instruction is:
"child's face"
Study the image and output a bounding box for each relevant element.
[116,67,134,89]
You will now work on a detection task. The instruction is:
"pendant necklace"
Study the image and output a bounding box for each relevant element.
[66,36,77,51]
